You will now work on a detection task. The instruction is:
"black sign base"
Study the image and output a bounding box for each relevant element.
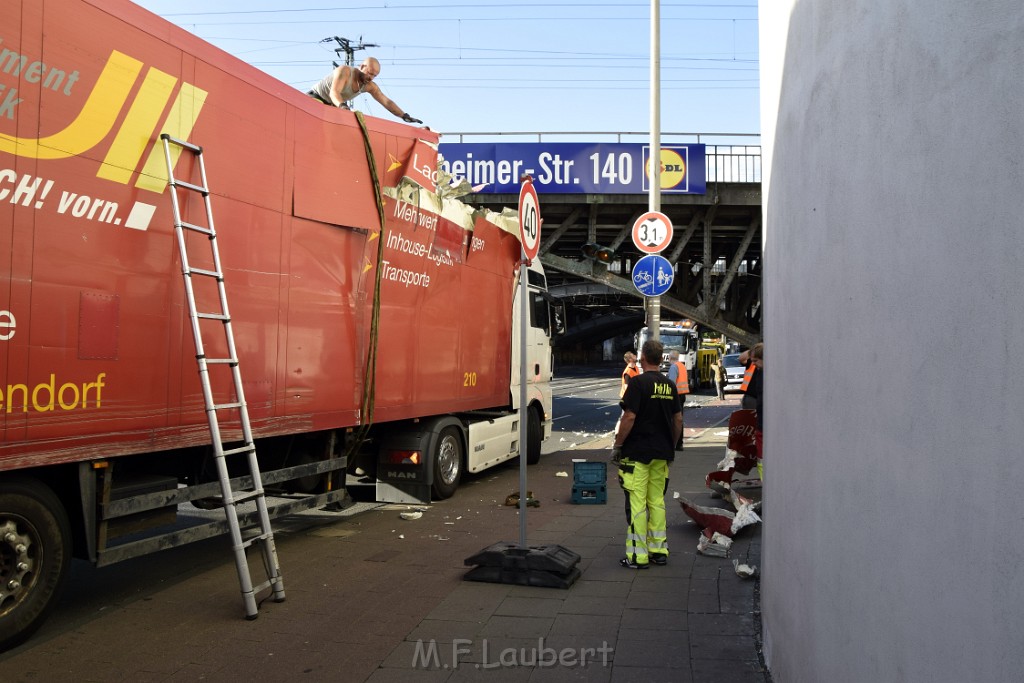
[463,542,581,589]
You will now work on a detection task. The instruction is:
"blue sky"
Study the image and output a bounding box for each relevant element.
[134,1,760,140]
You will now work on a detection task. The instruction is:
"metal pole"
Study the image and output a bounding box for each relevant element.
[518,253,529,548]
[647,0,662,339]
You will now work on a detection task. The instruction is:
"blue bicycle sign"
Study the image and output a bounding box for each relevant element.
[632,254,674,297]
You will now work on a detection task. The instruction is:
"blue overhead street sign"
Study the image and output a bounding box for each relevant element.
[438,143,706,195]
[632,254,674,297]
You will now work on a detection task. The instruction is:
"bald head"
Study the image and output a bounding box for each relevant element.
[359,57,381,80]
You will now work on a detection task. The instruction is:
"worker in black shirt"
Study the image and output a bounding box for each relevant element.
[612,339,683,569]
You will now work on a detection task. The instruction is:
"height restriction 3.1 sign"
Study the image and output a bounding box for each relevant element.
[632,211,673,254]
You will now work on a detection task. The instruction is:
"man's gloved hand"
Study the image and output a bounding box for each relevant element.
[402,113,423,124]
[610,446,623,464]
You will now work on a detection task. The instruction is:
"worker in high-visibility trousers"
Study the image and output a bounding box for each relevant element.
[666,350,690,450]
[612,339,683,569]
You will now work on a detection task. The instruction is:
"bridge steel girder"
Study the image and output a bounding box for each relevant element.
[539,206,583,255]
[668,209,707,263]
[712,214,761,315]
[540,253,760,348]
[468,181,762,348]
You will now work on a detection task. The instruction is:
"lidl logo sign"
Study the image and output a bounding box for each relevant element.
[644,147,690,192]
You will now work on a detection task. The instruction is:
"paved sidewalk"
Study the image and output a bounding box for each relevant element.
[0,432,767,683]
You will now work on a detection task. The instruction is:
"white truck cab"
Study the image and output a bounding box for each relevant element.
[635,320,700,391]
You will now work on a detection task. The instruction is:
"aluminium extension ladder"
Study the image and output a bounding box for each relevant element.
[159,133,285,619]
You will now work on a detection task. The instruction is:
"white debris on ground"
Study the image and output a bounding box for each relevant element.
[733,559,758,578]
[727,491,762,535]
[697,531,733,557]
[555,471,569,477]
[399,511,423,520]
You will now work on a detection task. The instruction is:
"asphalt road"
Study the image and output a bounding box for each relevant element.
[548,364,742,456]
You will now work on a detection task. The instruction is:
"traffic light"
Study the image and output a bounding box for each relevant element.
[581,243,615,264]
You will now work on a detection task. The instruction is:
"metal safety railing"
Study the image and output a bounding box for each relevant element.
[443,131,761,184]
[705,144,761,184]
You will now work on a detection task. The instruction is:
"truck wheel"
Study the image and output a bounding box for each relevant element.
[0,478,72,652]
[431,427,463,500]
[526,408,542,465]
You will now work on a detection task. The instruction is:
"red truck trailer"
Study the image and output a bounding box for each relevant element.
[0,0,560,649]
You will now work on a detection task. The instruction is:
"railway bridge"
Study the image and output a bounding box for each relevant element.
[441,132,763,350]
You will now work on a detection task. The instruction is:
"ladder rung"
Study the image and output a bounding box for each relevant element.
[171,178,209,195]
[188,267,223,279]
[230,490,265,506]
[239,532,272,552]
[180,221,214,236]
[199,490,262,508]
[242,531,273,548]
[222,443,256,456]
[161,133,202,153]
[163,137,286,613]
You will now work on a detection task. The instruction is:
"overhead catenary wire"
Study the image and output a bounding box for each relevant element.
[140,0,761,132]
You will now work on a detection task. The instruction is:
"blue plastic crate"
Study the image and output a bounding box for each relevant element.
[573,461,607,486]
[571,461,607,504]
[571,483,607,504]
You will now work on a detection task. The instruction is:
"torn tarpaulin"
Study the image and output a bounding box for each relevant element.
[707,448,758,489]
[728,489,762,515]
[715,447,757,475]
[727,409,759,459]
[679,495,761,537]
[680,496,734,536]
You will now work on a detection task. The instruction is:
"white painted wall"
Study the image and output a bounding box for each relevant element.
[759,1,1024,680]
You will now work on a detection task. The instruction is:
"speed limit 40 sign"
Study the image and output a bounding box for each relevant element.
[518,177,542,261]
[632,211,673,254]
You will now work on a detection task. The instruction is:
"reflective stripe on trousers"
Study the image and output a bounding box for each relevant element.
[617,459,670,565]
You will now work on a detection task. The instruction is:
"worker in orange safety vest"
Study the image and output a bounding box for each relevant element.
[740,353,758,410]
[620,351,641,398]
[666,350,689,449]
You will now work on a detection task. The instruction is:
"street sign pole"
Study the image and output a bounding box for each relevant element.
[518,245,528,548]
[461,177,580,590]
[648,0,662,340]
[516,177,540,549]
